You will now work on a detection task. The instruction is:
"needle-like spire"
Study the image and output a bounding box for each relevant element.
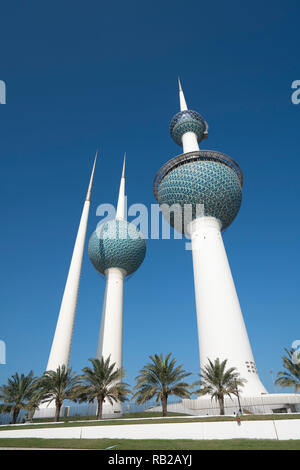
[116,153,126,220]
[86,150,98,201]
[178,76,188,111]
[122,152,126,178]
[44,150,98,375]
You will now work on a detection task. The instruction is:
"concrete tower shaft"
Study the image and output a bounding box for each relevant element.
[189,216,267,395]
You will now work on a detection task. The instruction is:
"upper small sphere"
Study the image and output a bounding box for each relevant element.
[88,219,146,276]
[170,110,207,146]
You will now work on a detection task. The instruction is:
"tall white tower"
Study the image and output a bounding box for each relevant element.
[46,152,98,372]
[96,156,126,369]
[153,80,267,395]
[88,155,146,416]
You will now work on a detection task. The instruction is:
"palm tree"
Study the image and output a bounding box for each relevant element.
[133,353,191,417]
[275,347,300,393]
[37,365,82,422]
[0,371,39,424]
[78,357,131,420]
[193,358,246,415]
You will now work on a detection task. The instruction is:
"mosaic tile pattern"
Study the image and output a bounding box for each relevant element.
[157,160,242,231]
[170,110,207,145]
[88,219,146,276]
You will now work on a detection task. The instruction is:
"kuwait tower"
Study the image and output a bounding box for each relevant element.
[35,153,98,418]
[153,80,267,396]
[46,153,98,372]
[88,155,146,415]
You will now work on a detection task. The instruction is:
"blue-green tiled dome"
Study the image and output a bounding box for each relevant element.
[156,157,242,231]
[88,219,146,276]
[170,110,207,145]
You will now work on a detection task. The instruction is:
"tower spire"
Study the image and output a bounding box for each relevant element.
[86,150,98,201]
[116,153,126,220]
[122,151,126,178]
[178,76,188,111]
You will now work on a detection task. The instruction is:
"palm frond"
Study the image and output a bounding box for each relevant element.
[275,347,300,393]
[133,353,192,415]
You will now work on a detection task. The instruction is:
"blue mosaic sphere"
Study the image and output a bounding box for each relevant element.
[88,219,146,276]
[155,154,242,231]
[170,110,207,146]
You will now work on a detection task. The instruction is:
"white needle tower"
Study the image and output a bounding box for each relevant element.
[46,152,98,371]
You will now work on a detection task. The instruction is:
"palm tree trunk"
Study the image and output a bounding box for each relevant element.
[27,409,34,421]
[161,395,168,417]
[218,396,225,415]
[97,398,103,420]
[55,403,61,422]
[12,407,19,424]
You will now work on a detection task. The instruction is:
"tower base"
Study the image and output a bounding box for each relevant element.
[33,400,123,420]
[147,394,300,416]
[33,404,66,420]
[100,400,123,419]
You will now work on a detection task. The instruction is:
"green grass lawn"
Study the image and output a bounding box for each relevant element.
[0,413,299,432]
[0,438,299,450]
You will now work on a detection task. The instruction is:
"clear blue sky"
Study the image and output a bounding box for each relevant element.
[0,0,299,395]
